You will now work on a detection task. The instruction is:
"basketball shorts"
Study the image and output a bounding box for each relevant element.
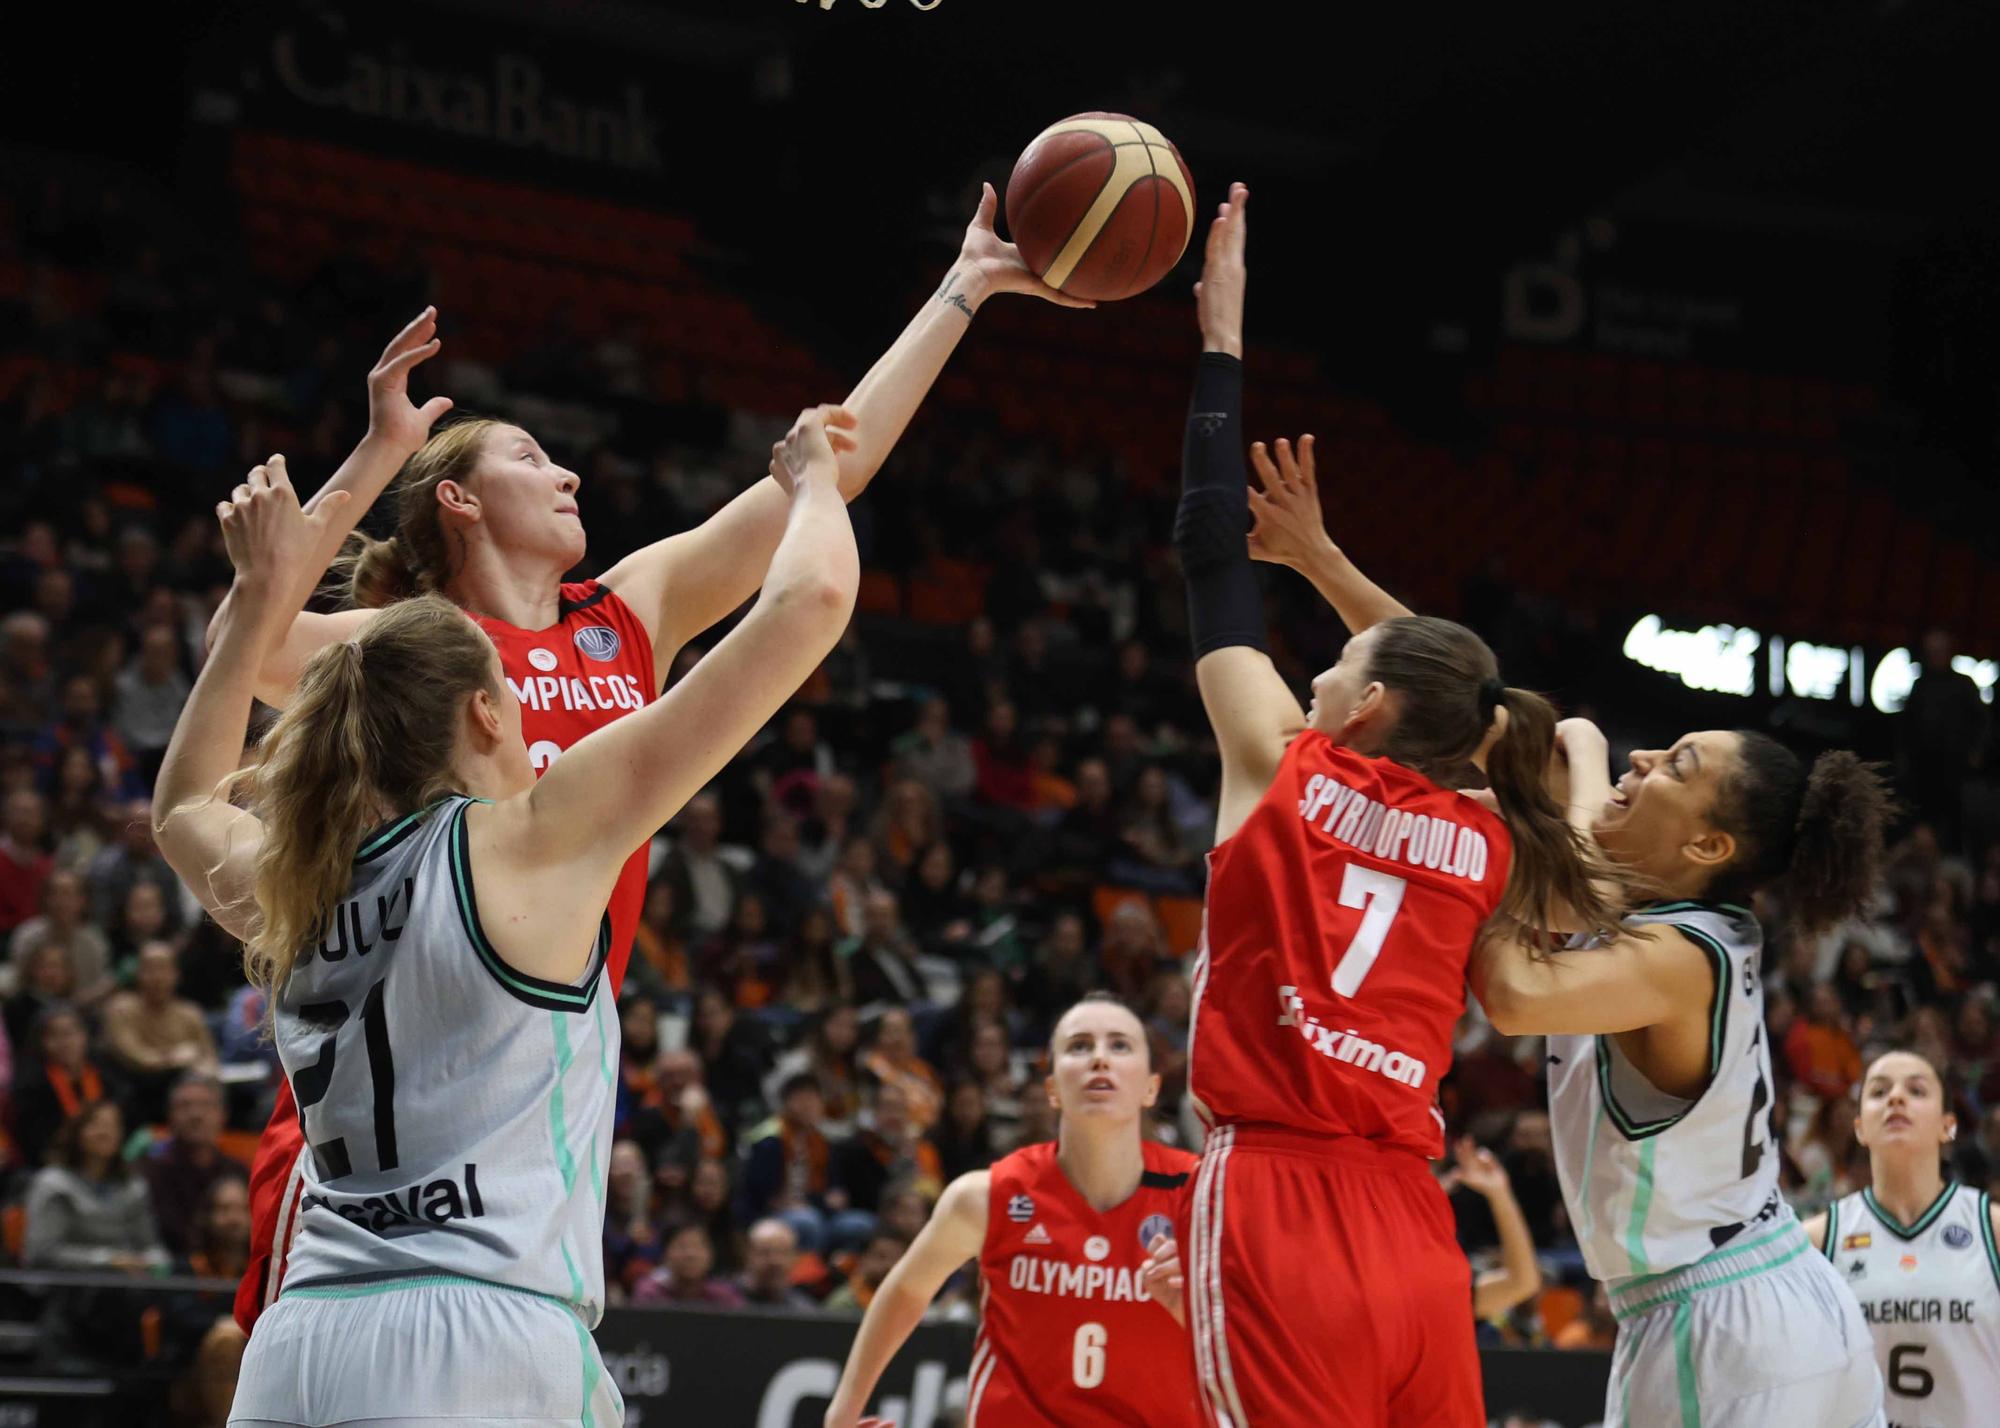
[1602,1220,1884,1428]
[228,1275,623,1428]
[1180,1123,1483,1428]
[237,1080,307,1335]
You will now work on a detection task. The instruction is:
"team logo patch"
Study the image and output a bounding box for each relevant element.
[1899,1253,1919,1272]
[1084,1236,1110,1263]
[1138,1214,1175,1251]
[574,626,621,662]
[1944,1224,1974,1250]
[528,647,559,672]
[1007,1194,1034,1224]
[1842,1232,1872,1251]
[1023,1223,1051,1246]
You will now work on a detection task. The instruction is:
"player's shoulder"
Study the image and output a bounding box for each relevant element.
[991,1140,1058,1187]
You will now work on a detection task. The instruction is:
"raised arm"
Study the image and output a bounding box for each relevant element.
[1452,1138,1543,1319]
[472,408,861,982]
[823,1170,989,1428]
[155,458,352,938]
[1246,434,1414,633]
[1469,919,1711,1037]
[601,185,1091,680]
[1174,184,1305,842]
[206,309,453,706]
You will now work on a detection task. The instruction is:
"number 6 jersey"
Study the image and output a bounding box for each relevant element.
[1547,901,1785,1285]
[272,795,617,1323]
[1190,732,1511,1158]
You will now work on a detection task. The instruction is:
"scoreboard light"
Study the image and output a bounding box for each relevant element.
[1623,615,1997,713]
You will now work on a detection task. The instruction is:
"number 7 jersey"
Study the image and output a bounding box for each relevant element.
[272,796,617,1323]
[1190,732,1511,1158]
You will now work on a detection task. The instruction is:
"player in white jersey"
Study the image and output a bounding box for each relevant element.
[1471,719,1893,1428]
[1806,1050,2000,1428]
[150,414,859,1427]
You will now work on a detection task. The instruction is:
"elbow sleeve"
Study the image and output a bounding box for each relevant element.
[1174,353,1267,657]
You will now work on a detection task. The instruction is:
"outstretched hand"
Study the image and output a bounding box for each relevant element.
[1447,1137,1513,1200]
[217,455,353,592]
[363,307,454,459]
[1193,181,1248,356]
[956,182,1097,311]
[769,405,859,493]
[1247,434,1335,569]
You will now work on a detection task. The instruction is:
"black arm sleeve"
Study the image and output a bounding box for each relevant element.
[1173,352,1268,657]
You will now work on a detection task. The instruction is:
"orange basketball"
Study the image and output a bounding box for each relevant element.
[1004,113,1196,303]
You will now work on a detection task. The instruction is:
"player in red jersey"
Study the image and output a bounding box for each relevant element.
[1169,184,1619,1428]
[823,994,1200,1428]
[214,191,1090,1335]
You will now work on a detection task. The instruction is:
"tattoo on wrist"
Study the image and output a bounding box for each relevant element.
[936,270,976,320]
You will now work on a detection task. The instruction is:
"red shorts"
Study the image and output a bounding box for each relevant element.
[234,1079,308,1335]
[1179,1124,1482,1428]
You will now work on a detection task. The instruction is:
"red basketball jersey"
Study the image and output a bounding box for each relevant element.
[1189,732,1509,1159]
[970,1140,1201,1427]
[472,579,657,995]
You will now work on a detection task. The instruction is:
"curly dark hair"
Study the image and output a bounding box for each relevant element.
[1708,734,1894,936]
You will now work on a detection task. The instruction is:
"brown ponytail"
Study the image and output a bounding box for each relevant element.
[236,595,498,993]
[1363,616,1622,935]
[329,417,503,608]
[1710,735,1893,937]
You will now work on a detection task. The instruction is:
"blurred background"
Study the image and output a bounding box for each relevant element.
[2,1,1998,1423]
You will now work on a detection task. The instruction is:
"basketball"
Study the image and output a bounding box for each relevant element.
[1004,112,1196,302]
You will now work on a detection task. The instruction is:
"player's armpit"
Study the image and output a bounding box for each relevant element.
[1470,922,1709,1038]
[1802,1212,1830,1253]
[1197,646,1304,843]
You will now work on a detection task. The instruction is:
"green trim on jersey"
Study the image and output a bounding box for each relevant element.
[1632,898,1753,919]
[1862,1181,1959,1241]
[1978,1191,2000,1293]
[284,1269,580,1315]
[1625,1139,1660,1274]
[353,797,452,865]
[1821,1200,1839,1262]
[1611,1238,1811,1322]
[1594,927,1729,1141]
[572,1311,603,1428]
[446,799,608,1013]
[1672,1297,1701,1428]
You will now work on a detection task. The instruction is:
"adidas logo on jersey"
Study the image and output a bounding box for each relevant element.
[1023,1224,1052,1246]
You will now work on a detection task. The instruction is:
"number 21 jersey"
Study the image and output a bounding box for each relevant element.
[971,1140,1200,1427]
[1190,732,1510,1158]
[274,796,617,1324]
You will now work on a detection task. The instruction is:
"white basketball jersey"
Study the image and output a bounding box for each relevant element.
[1548,901,1785,1284]
[275,797,618,1325]
[1824,1182,2000,1428]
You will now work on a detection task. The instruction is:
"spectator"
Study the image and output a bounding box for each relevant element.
[859,1008,943,1132]
[824,1229,910,1313]
[632,1225,745,1309]
[935,1080,997,1180]
[902,842,975,954]
[844,891,928,1009]
[757,708,837,811]
[745,811,818,939]
[85,797,181,934]
[1113,765,1200,893]
[889,698,977,804]
[1896,630,1985,847]
[959,1018,1027,1134]
[141,1072,248,1256]
[827,837,888,939]
[1099,898,1173,1001]
[0,612,56,736]
[739,1073,871,1254]
[1018,911,1095,1027]
[108,878,172,975]
[628,1047,729,1182]
[1553,1283,1617,1351]
[7,867,113,1000]
[871,779,941,888]
[712,893,783,1009]
[4,939,80,1050]
[629,883,690,1005]
[1051,757,1122,884]
[45,745,115,870]
[99,941,219,1122]
[796,773,859,887]
[604,1140,667,1303]
[159,1177,251,1428]
[113,624,190,776]
[1784,983,1863,1103]
[33,673,142,801]
[972,702,1035,813]
[689,984,771,1137]
[660,793,740,941]
[23,1100,168,1271]
[736,1217,820,1312]
[833,1080,943,1215]
[10,1005,124,1169]
[615,993,662,1134]
[781,905,854,1015]
[1791,1094,1865,1216]
[1445,1138,1543,1322]
[0,789,53,935]
[678,1156,742,1274]
[764,1004,862,1135]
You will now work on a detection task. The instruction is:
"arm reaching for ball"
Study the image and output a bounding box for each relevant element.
[1246,433,1414,633]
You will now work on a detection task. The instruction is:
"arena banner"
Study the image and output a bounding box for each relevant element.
[593,1307,1614,1427]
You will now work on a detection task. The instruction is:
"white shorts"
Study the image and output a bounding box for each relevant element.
[228,1274,623,1428]
[1604,1222,1884,1428]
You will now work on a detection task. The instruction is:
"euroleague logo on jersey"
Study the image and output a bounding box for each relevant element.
[574,626,622,662]
[1138,1214,1174,1251]
[1944,1223,1975,1250]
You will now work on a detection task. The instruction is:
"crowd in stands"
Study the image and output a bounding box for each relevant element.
[4,158,2000,1392]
